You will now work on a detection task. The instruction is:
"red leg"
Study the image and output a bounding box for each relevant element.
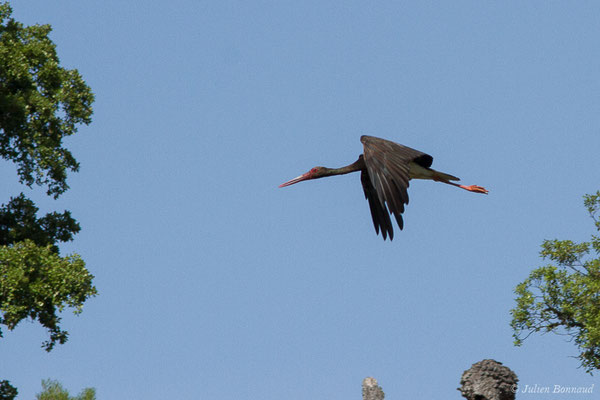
[458,184,488,194]
[435,178,489,194]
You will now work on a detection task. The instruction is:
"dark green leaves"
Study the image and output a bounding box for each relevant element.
[0,2,94,198]
[0,2,96,353]
[0,193,80,252]
[0,381,18,400]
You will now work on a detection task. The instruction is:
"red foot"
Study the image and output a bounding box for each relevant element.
[460,185,488,194]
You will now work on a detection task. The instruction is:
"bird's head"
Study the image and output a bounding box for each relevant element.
[278,167,329,187]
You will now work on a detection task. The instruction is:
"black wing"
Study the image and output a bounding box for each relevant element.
[359,135,433,240]
[361,169,394,240]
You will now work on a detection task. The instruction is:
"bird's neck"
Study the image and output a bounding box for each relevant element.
[323,155,365,176]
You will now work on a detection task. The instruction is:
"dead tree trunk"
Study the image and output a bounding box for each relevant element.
[362,377,385,400]
[458,359,518,400]
[362,360,517,399]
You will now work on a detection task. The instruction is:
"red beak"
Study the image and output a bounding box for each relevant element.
[279,172,311,188]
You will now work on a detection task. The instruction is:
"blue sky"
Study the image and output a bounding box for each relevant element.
[2,1,599,399]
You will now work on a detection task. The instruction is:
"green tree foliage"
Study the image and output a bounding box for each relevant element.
[0,380,18,400]
[0,193,80,252]
[0,2,96,351]
[36,379,95,400]
[0,240,96,351]
[0,2,93,198]
[511,191,600,373]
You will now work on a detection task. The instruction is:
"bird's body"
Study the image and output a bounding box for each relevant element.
[279,135,487,240]
[408,161,458,181]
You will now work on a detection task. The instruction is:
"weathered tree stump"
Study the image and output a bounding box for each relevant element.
[459,359,518,400]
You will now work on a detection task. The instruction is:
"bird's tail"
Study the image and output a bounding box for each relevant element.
[432,170,460,182]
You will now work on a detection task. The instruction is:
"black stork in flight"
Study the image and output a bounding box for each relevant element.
[279,135,488,240]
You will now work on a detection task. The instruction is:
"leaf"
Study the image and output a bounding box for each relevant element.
[511,191,600,373]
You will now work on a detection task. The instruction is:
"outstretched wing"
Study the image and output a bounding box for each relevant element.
[359,135,433,240]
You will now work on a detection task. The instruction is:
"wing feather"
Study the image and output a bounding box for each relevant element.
[361,170,393,240]
[359,135,433,240]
